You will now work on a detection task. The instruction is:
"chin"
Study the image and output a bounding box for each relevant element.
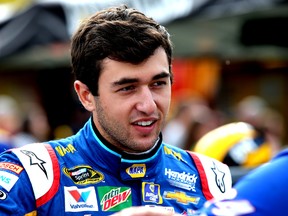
[137,141,157,152]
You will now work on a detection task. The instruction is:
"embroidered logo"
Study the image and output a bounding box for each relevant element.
[211,162,226,193]
[55,144,76,156]
[63,165,104,185]
[0,190,7,200]
[165,168,197,192]
[163,191,200,205]
[126,164,146,178]
[97,186,132,211]
[64,186,98,212]
[0,171,19,192]
[0,162,23,174]
[164,146,184,161]
[20,150,47,178]
[142,182,163,204]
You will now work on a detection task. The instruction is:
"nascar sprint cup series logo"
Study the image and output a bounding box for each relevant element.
[63,165,104,185]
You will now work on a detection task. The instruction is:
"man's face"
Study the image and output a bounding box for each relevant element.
[92,47,171,153]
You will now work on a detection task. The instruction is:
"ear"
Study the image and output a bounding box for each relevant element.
[74,80,95,112]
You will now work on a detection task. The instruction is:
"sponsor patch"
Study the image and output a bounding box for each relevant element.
[20,150,48,178]
[126,164,146,178]
[164,191,200,205]
[142,182,162,204]
[211,162,226,193]
[55,144,76,156]
[63,165,104,185]
[0,171,19,192]
[0,162,23,174]
[165,168,197,192]
[0,189,7,200]
[164,146,184,161]
[64,186,98,212]
[97,186,132,211]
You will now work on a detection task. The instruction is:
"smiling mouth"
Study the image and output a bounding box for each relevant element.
[133,120,155,127]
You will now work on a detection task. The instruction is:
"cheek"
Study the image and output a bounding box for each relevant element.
[102,97,130,118]
[159,90,171,110]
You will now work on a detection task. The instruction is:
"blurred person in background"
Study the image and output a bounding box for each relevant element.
[0,95,19,151]
[0,95,39,151]
[0,132,13,153]
[162,97,222,150]
[183,105,225,151]
[234,95,284,156]
[162,99,195,149]
[20,101,51,144]
[0,5,232,215]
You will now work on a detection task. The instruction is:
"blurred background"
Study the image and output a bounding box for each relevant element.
[1,0,288,181]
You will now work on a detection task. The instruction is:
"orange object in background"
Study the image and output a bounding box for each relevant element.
[171,57,221,103]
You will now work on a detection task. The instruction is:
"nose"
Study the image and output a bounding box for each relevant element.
[135,87,157,115]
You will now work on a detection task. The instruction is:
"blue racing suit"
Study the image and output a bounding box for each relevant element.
[0,118,232,215]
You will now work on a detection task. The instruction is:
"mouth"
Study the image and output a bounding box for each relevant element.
[132,119,158,134]
[131,117,159,135]
[133,120,155,127]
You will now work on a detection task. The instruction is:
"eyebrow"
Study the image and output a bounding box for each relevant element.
[112,72,171,87]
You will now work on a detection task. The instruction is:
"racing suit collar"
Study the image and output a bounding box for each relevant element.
[87,118,164,180]
[91,118,163,160]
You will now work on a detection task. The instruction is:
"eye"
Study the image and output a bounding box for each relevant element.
[117,85,136,92]
[151,80,167,87]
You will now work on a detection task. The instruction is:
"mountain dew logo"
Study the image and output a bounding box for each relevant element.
[98,186,132,211]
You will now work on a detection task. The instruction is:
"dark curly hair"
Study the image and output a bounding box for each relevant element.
[71,5,173,96]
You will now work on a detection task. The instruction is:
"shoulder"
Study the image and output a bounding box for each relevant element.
[11,143,60,205]
[11,143,57,168]
[187,151,232,200]
[161,145,232,200]
[187,151,231,178]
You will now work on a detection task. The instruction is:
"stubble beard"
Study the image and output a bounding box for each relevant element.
[94,99,160,153]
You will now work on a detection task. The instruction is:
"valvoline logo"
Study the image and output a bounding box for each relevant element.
[64,186,98,212]
[126,164,146,178]
[69,189,90,202]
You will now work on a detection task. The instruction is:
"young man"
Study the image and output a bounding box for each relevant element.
[0,5,231,215]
